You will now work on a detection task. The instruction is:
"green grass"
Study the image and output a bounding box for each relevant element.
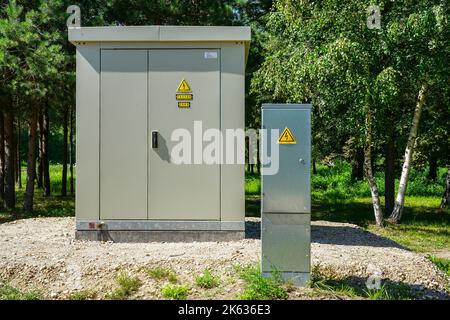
[106,271,142,300]
[427,256,450,276]
[143,267,178,283]
[314,196,449,253]
[67,290,97,300]
[309,266,416,300]
[0,164,75,223]
[161,284,190,300]
[0,281,43,300]
[245,162,449,255]
[363,283,414,300]
[236,264,288,300]
[245,174,261,195]
[194,269,220,289]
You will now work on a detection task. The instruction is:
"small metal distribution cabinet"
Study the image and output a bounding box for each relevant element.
[261,104,311,286]
[69,26,250,242]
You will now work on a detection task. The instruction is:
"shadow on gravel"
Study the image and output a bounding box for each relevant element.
[311,225,405,249]
[245,221,260,239]
[245,220,405,249]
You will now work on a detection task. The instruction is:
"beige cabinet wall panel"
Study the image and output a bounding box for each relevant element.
[75,43,100,220]
[220,44,246,222]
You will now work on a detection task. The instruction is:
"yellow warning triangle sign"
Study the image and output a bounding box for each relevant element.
[177,79,191,92]
[278,127,296,144]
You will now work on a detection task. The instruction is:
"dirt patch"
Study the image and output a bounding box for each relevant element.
[0,217,448,299]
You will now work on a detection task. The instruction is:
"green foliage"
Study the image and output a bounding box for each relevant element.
[0,281,42,300]
[161,284,190,300]
[143,266,178,283]
[0,0,65,98]
[427,256,450,276]
[144,266,170,279]
[195,269,220,289]
[237,264,288,300]
[107,271,142,300]
[67,290,96,300]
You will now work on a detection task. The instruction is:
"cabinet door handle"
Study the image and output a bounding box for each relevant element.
[152,131,158,149]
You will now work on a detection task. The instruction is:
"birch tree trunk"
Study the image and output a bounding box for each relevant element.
[364,111,383,226]
[389,82,428,223]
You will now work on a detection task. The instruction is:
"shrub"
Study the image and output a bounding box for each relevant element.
[161,284,190,300]
[195,269,220,289]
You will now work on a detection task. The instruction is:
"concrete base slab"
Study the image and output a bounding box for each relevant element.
[75,230,245,243]
[262,272,310,287]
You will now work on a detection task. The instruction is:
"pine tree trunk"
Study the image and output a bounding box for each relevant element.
[389,82,428,223]
[37,113,43,188]
[69,105,74,195]
[364,111,383,226]
[23,109,39,212]
[384,137,395,214]
[42,108,50,197]
[3,106,16,210]
[0,109,5,202]
[62,107,68,196]
[13,120,17,185]
[17,117,21,189]
[440,166,450,209]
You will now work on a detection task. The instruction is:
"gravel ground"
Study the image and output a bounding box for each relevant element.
[0,217,448,299]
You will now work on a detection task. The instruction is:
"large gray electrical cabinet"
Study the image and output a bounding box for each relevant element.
[69,26,250,242]
[261,104,311,286]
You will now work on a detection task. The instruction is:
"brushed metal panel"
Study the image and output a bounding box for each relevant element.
[148,49,220,220]
[100,50,148,220]
[261,213,310,272]
[261,105,311,213]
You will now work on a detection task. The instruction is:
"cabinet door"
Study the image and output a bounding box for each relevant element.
[262,108,311,213]
[148,49,220,220]
[100,50,148,220]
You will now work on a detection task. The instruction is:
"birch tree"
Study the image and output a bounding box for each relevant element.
[387,2,449,222]
[252,0,449,225]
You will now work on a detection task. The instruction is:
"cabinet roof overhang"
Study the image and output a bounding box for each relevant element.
[69,25,249,44]
[69,26,251,63]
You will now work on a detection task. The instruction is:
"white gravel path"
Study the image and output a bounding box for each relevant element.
[0,217,448,299]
